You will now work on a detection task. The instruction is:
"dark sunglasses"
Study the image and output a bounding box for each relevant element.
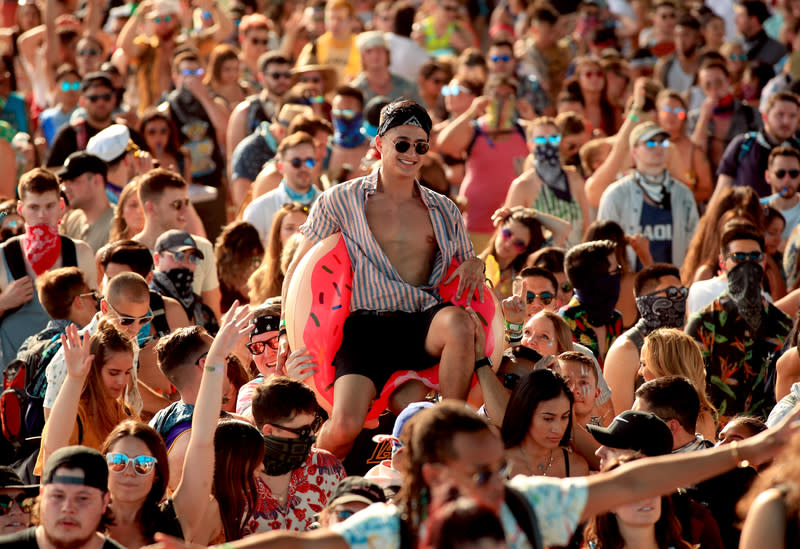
[728,251,764,263]
[60,81,81,92]
[289,157,316,169]
[106,453,158,476]
[393,140,430,155]
[153,15,172,23]
[644,285,688,299]
[561,281,573,293]
[729,53,747,61]
[497,372,520,391]
[86,93,113,102]
[107,301,153,327]
[247,335,280,355]
[0,494,34,515]
[269,71,292,80]
[267,415,323,438]
[774,169,800,179]
[77,48,101,57]
[169,198,190,211]
[300,75,322,84]
[250,37,269,46]
[500,227,527,252]
[526,291,554,305]
[471,461,511,486]
[491,54,511,62]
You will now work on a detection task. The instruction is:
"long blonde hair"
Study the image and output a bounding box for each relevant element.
[643,328,717,416]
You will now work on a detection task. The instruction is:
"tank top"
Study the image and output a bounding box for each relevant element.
[533,183,584,245]
[421,17,457,57]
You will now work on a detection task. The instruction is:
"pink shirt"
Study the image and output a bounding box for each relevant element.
[459,123,529,234]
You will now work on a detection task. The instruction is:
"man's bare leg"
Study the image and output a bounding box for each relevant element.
[425,306,475,400]
[388,380,430,416]
[316,374,376,459]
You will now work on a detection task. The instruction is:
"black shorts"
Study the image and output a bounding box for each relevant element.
[332,302,453,394]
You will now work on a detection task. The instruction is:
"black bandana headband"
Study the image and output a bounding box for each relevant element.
[252,315,281,336]
[377,100,433,138]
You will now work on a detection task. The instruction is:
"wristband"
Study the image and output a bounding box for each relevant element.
[279,318,286,329]
[729,441,750,469]
[505,321,524,332]
[204,364,224,374]
[474,356,492,372]
[628,112,639,123]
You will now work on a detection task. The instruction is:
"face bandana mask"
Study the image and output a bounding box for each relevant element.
[24,224,61,275]
[635,291,686,335]
[575,273,621,326]
[153,268,195,310]
[534,142,571,202]
[333,113,367,149]
[262,434,316,476]
[727,261,764,332]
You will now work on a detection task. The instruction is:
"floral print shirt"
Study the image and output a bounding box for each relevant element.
[685,292,792,422]
[244,448,346,534]
[559,297,624,368]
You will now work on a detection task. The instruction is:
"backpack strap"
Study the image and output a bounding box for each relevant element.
[3,238,26,281]
[60,237,77,267]
[148,291,170,338]
[504,485,542,549]
[738,131,758,162]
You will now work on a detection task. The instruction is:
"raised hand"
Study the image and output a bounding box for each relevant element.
[61,324,93,380]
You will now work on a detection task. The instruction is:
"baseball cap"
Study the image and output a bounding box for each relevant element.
[372,401,435,448]
[586,411,673,456]
[87,124,137,165]
[356,31,388,52]
[0,466,38,494]
[327,476,387,508]
[154,230,205,258]
[81,71,114,93]
[628,121,670,149]
[41,446,108,492]
[57,151,108,181]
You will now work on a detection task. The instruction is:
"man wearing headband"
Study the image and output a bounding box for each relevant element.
[0,446,122,549]
[283,99,486,459]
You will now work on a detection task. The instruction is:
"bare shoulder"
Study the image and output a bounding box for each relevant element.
[162,295,191,328]
[567,448,590,476]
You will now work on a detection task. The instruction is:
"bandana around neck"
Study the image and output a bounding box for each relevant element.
[24,224,61,275]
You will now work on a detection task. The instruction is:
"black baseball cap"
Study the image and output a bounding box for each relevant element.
[327,476,387,508]
[0,466,38,494]
[41,446,109,492]
[81,71,114,93]
[154,230,205,259]
[57,151,108,181]
[587,411,673,456]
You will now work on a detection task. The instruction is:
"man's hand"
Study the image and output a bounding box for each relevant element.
[502,278,527,325]
[0,276,34,312]
[466,307,486,361]
[279,347,317,381]
[444,257,485,306]
[61,324,93,380]
[206,301,253,366]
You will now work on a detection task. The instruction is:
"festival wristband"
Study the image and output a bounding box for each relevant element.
[204,364,224,374]
[505,321,524,332]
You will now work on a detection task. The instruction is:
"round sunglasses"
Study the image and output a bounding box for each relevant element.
[393,139,430,155]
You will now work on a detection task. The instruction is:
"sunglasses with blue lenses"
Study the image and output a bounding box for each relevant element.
[441,84,471,97]
[154,15,172,23]
[525,291,554,305]
[289,157,316,169]
[180,68,205,77]
[60,81,81,92]
[169,250,201,264]
[533,134,562,145]
[491,55,511,62]
[729,53,747,61]
[643,139,670,148]
[728,251,764,263]
[331,108,357,119]
[660,106,686,120]
[0,494,34,516]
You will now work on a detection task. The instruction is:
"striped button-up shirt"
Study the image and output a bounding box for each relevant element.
[300,171,474,312]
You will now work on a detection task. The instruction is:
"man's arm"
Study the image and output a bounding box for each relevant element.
[226,101,252,181]
[75,240,99,290]
[710,173,735,205]
[151,529,349,549]
[603,337,639,414]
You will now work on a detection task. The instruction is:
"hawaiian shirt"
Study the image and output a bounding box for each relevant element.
[559,297,624,368]
[685,292,791,421]
[244,448,346,533]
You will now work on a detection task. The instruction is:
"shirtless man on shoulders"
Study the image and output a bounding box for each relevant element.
[282,100,486,459]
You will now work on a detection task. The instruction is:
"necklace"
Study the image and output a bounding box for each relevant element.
[520,446,554,476]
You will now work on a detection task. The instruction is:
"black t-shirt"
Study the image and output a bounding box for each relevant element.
[717,131,800,197]
[0,527,126,549]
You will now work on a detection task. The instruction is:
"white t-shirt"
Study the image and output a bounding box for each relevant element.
[243,185,321,245]
[687,276,772,316]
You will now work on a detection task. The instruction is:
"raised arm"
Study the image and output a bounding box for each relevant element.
[116,0,151,60]
[436,96,486,157]
[173,303,254,542]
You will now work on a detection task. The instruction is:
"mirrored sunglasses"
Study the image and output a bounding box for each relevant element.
[247,335,280,355]
[106,453,158,476]
[0,494,34,516]
[526,291,554,305]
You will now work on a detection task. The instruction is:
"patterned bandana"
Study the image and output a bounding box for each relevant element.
[24,224,61,275]
[377,101,432,138]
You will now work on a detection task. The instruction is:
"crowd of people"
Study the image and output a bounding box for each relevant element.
[5,0,800,547]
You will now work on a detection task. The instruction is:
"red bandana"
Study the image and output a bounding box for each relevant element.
[24,224,61,275]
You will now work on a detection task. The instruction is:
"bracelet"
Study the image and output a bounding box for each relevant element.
[505,321,524,332]
[474,356,492,372]
[628,112,639,123]
[204,364,224,374]
[279,318,286,329]
[506,335,522,344]
[729,441,750,469]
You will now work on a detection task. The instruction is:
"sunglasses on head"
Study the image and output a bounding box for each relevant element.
[526,291,554,305]
[497,372,520,391]
[153,15,172,23]
[643,139,670,148]
[533,134,562,145]
[660,105,686,120]
[491,54,511,63]
[168,250,201,264]
[289,157,316,169]
[267,415,323,438]
[728,251,764,263]
[500,227,528,252]
[393,140,430,155]
[180,68,205,77]
[644,285,688,299]
[106,301,153,327]
[86,93,113,103]
[332,108,357,120]
[60,81,81,92]
[247,335,280,355]
[168,198,190,211]
[106,453,158,476]
[774,169,800,179]
[0,494,34,516]
[269,71,292,80]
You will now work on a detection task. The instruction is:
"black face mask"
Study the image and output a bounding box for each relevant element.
[574,273,621,326]
[728,261,764,332]
[164,267,194,299]
[262,434,316,476]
